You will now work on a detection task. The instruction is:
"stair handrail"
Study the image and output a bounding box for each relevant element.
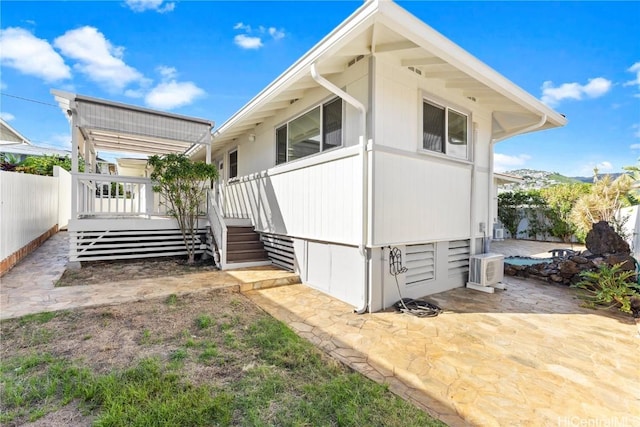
[207,190,227,269]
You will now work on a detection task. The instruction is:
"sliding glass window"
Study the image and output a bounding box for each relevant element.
[276,97,343,165]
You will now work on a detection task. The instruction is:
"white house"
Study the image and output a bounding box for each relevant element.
[191,0,567,312]
[52,0,566,313]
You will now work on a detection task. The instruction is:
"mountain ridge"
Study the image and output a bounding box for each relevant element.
[499,169,624,191]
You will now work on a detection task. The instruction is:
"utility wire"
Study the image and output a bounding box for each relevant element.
[0,92,59,108]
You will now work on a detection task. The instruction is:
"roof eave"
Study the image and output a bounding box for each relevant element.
[376,1,566,128]
[213,0,566,147]
[213,0,380,140]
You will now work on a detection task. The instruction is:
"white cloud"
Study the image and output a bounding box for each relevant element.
[577,161,614,176]
[54,26,144,92]
[597,161,613,171]
[234,34,263,50]
[47,133,71,149]
[0,27,71,82]
[268,27,285,40]
[233,22,285,50]
[541,77,612,106]
[145,80,205,110]
[233,22,251,32]
[0,81,6,90]
[493,153,531,172]
[630,143,640,150]
[624,62,640,96]
[0,112,15,121]
[156,65,177,80]
[632,124,640,138]
[125,0,175,13]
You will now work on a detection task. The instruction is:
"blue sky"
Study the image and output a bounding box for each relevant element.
[1,0,638,177]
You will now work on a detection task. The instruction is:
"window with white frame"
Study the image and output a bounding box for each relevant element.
[276,97,343,165]
[422,99,469,160]
[228,149,238,179]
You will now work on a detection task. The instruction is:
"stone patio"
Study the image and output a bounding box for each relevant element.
[245,278,639,426]
[0,231,300,320]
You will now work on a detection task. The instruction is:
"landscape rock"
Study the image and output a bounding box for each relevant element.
[550,274,564,283]
[503,221,638,286]
[605,254,636,271]
[585,221,630,255]
[558,260,580,277]
[572,256,589,264]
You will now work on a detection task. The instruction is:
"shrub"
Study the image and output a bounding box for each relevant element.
[571,262,639,314]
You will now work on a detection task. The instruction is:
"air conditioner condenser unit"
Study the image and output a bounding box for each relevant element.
[467,253,506,293]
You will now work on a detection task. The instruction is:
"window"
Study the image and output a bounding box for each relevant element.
[276,97,343,165]
[229,150,238,179]
[422,100,469,160]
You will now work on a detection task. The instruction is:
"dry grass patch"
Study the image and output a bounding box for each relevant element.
[1,289,445,426]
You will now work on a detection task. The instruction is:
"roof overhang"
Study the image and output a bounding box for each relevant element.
[494,172,524,185]
[1,118,31,145]
[206,0,566,155]
[51,90,214,157]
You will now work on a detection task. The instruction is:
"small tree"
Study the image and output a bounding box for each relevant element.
[570,174,634,240]
[519,190,550,240]
[148,154,219,264]
[17,154,75,176]
[498,190,529,239]
[541,183,591,242]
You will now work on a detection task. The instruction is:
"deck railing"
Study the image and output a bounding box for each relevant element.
[74,173,170,218]
[207,190,227,269]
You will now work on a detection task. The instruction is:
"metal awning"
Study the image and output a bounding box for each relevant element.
[52,90,213,157]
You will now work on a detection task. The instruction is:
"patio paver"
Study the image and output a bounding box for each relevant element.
[0,231,300,320]
[245,278,640,426]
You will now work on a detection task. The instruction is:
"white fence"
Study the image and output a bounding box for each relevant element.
[0,166,71,261]
[620,205,639,259]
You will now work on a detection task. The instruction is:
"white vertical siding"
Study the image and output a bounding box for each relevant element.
[373,152,471,245]
[303,241,364,307]
[224,147,362,246]
[0,171,58,259]
[373,56,495,247]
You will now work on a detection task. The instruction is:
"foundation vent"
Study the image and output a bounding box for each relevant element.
[448,239,470,277]
[348,55,365,67]
[405,243,435,286]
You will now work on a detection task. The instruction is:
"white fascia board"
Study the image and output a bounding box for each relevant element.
[213,0,380,140]
[376,1,567,128]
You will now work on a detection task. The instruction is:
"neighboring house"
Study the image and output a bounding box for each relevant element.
[1,143,72,164]
[1,118,31,145]
[190,0,566,311]
[0,118,71,163]
[53,0,566,313]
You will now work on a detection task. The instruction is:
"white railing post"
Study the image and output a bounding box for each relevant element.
[146,180,155,217]
[207,190,227,269]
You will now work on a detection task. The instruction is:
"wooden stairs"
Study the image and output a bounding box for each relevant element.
[226,226,269,263]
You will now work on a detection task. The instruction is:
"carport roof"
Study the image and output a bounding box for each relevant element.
[51,90,213,157]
